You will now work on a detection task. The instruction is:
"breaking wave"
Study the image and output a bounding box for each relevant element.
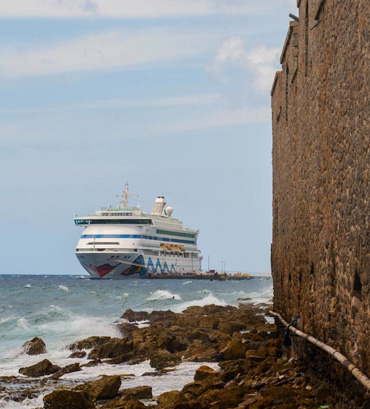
[146,290,182,301]
[172,293,227,313]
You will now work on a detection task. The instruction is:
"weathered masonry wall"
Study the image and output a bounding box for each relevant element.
[271,0,370,374]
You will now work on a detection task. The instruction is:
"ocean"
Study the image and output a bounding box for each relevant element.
[0,275,273,408]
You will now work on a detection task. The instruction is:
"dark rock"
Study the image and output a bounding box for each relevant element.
[88,338,133,359]
[105,395,146,409]
[120,385,153,399]
[121,309,149,322]
[116,322,139,338]
[68,336,112,351]
[21,337,47,355]
[199,388,241,409]
[69,350,87,359]
[105,352,135,365]
[83,359,102,367]
[221,340,247,360]
[149,350,181,370]
[193,365,218,382]
[157,390,182,406]
[75,375,121,400]
[43,390,95,409]
[19,359,60,377]
[51,363,82,379]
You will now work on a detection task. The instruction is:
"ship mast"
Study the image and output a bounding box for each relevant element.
[118,182,137,209]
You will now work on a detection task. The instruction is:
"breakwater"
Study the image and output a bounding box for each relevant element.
[271,0,369,393]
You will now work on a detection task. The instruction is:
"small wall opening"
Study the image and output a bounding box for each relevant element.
[305,0,309,76]
[285,65,289,121]
[310,262,315,275]
[353,270,362,300]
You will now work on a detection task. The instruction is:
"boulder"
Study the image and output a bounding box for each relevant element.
[221,340,247,360]
[121,309,149,322]
[88,338,132,360]
[68,336,112,351]
[182,382,207,399]
[116,322,139,338]
[43,390,95,409]
[149,350,181,370]
[120,386,153,399]
[69,350,87,359]
[76,375,121,400]
[19,359,60,377]
[51,363,82,379]
[199,388,241,409]
[157,391,182,406]
[105,395,146,409]
[83,359,102,368]
[149,310,177,323]
[21,337,47,355]
[194,365,218,382]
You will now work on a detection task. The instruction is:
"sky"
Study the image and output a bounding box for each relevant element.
[0,0,296,275]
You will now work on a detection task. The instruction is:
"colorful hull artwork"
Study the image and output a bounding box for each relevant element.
[89,263,118,278]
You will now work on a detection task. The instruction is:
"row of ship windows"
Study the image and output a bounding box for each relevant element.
[156,229,196,239]
[75,219,152,225]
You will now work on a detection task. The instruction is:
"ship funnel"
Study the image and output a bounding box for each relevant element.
[151,196,167,215]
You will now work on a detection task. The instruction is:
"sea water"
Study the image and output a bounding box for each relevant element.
[0,275,273,408]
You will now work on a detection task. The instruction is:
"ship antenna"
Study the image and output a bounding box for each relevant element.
[117,182,138,209]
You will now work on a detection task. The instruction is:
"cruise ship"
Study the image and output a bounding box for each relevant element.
[74,184,202,278]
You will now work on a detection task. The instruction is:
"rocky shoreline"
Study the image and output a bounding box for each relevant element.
[0,303,361,408]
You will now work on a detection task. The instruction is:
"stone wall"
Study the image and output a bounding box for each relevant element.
[271,0,370,374]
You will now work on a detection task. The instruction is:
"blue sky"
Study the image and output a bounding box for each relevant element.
[0,0,296,275]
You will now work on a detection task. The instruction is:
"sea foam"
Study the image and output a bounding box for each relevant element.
[146,290,181,301]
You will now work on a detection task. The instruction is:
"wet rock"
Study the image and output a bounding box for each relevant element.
[120,386,153,399]
[21,337,47,355]
[88,338,133,360]
[149,310,177,323]
[199,388,241,409]
[182,382,207,399]
[76,375,121,400]
[69,350,87,359]
[221,340,247,360]
[43,390,95,409]
[19,359,60,377]
[156,390,182,406]
[105,395,146,409]
[193,365,218,382]
[149,350,181,370]
[51,363,81,379]
[83,359,102,367]
[68,336,112,351]
[116,322,139,338]
[121,309,149,322]
[105,352,135,365]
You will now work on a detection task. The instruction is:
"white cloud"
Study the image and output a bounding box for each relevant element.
[161,105,270,133]
[0,0,296,18]
[0,28,213,78]
[0,94,223,115]
[208,36,280,92]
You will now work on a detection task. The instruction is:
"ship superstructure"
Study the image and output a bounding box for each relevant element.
[74,184,202,278]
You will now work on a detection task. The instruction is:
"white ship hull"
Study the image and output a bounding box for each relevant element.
[74,188,202,279]
[76,251,202,279]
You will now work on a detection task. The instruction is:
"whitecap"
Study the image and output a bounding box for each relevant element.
[183,281,192,285]
[58,285,69,292]
[146,290,181,301]
[0,395,45,409]
[172,293,227,313]
[17,318,29,330]
[24,284,31,288]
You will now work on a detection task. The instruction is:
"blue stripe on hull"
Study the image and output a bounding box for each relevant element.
[80,234,195,245]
